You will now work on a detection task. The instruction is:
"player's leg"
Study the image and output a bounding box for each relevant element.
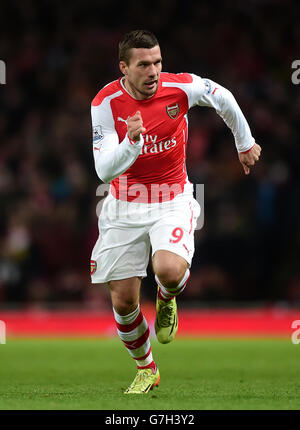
[90,194,161,392]
[151,250,190,344]
[109,277,160,394]
[149,197,200,343]
[109,276,141,316]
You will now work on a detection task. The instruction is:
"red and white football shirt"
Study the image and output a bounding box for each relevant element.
[91,72,254,203]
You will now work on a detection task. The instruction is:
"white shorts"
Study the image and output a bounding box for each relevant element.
[90,188,201,283]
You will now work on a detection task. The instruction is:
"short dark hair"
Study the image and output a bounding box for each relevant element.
[119,30,159,64]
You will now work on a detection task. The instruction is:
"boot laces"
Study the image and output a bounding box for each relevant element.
[158,303,174,327]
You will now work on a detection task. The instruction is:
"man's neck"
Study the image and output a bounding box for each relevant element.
[122,78,153,101]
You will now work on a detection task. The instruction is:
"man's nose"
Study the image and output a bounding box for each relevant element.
[148,64,156,77]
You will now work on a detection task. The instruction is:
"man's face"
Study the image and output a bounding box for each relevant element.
[120,45,162,100]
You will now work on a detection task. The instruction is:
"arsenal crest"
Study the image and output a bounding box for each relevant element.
[90,260,97,275]
[166,103,180,119]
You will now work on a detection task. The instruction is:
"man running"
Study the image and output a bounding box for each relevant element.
[90,30,261,394]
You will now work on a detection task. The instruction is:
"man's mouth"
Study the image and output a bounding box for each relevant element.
[144,80,157,89]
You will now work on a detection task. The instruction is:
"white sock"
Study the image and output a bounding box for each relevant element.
[113,304,154,367]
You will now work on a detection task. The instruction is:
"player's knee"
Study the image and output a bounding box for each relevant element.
[112,297,139,316]
[155,264,186,289]
[153,250,188,288]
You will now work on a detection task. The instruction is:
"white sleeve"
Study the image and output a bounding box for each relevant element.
[91,97,144,183]
[188,74,255,153]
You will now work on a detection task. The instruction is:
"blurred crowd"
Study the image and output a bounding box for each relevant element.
[1,0,300,309]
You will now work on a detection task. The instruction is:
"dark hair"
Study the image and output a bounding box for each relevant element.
[119,30,159,64]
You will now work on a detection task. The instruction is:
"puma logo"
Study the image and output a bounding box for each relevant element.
[117,116,128,125]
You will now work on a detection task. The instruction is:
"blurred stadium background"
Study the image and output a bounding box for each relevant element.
[0,0,300,338]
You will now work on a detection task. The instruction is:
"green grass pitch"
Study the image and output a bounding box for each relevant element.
[0,337,299,410]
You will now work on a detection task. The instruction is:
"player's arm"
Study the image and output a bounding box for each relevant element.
[188,75,261,174]
[91,101,145,183]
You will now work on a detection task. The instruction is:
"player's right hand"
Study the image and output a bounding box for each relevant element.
[238,142,262,175]
[127,111,146,141]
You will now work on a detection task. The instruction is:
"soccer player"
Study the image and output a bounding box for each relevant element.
[90,30,261,394]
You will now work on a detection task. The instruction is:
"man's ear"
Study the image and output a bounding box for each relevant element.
[119,61,128,76]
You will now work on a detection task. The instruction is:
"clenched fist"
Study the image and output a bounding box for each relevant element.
[127,111,146,141]
[238,143,262,175]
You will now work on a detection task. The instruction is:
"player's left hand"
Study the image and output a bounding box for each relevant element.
[238,142,261,175]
